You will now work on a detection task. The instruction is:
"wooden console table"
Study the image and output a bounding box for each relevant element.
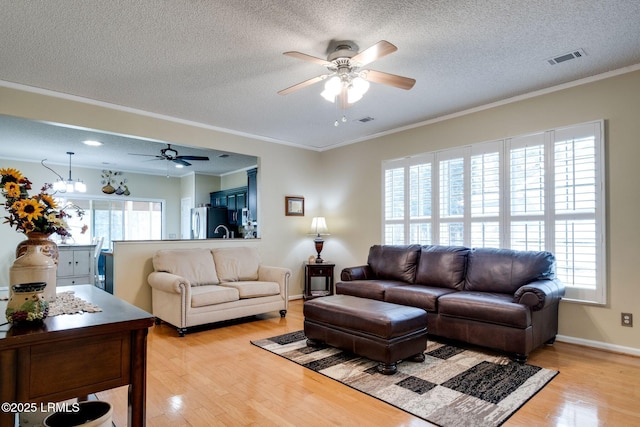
[0,284,154,426]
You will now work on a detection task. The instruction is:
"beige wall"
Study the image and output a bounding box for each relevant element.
[193,173,221,207]
[221,169,250,190]
[0,85,321,298]
[322,69,640,353]
[2,69,640,353]
[0,158,181,282]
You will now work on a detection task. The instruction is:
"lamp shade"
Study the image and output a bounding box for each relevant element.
[309,217,329,236]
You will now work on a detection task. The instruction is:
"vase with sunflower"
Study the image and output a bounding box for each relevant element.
[1,168,84,302]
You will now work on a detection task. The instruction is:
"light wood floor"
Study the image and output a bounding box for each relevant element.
[98,299,640,426]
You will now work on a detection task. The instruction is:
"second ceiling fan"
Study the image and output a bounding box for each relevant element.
[278,40,416,108]
[129,144,210,167]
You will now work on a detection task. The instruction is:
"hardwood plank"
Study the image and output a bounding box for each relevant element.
[98,300,640,426]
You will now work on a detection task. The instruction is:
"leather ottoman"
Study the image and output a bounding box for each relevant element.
[303,294,428,374]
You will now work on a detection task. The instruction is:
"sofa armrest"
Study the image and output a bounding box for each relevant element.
[513,278,565,310]
[258,265,291,297]
[340,265,374,281]
[148,271,191,294]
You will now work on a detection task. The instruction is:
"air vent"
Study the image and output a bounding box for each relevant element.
[218,154,230,158]
[547,48,587,65]
[358,116,375,123]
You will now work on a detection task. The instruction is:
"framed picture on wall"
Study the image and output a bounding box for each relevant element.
[285,196,304,216]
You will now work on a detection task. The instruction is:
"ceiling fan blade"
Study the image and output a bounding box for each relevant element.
[351,40,397,67]
[177,155,210,161]
[173,158,192,167]
[283,51,332,67]
[278,75,327,96]
[364,69,416,90]
[128,153,159,157]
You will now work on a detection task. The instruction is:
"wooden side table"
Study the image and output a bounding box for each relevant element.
[0,285,154,427]
[304,262,335,299]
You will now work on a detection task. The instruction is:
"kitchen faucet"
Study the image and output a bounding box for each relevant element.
[214,224,230,238]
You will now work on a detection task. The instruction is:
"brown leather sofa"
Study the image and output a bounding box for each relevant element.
[336,244,565,362]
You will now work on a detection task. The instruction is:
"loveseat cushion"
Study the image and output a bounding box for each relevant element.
[153,249,219,286]
[415,245,469,290]
[213,247,260,282]
[367,245,421,283]
[384,284,458,312]
[437,291,531,329]
[220,281,280,298]
[191,285,239,307]
[464,248,556,294]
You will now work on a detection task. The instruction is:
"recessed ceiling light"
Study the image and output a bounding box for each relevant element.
[83,140,103,146]
[175,164,184,168]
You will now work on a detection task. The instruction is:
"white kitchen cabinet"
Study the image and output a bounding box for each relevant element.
[57,244,96,286]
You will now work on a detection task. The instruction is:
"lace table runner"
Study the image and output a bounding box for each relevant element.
[48,291,103,316]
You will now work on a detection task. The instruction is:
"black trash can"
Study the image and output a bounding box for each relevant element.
[43,401,112,427]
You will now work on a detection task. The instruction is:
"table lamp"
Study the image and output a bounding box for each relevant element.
[309,217,330,263]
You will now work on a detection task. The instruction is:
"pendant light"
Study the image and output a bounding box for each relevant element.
[53,152,86,193]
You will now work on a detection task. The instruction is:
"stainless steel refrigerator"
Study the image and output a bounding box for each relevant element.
[190,206,229,239]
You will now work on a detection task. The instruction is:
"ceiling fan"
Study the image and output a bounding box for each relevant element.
[129,144,210,167]
[278,40,416,108]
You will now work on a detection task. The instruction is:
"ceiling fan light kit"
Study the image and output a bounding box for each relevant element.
[279,40,416,111]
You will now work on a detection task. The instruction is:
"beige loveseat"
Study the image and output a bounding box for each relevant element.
[148,247,291,336]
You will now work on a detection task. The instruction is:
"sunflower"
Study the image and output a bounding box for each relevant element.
[39,193,58,209]
[1,168,84,235]
[0,167,24,183]
[3,181,21,198]
[13,198,44,222]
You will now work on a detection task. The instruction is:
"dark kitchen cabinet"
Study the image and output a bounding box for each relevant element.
[210,168,258,231]
[226,187,247,225]
[210,186,247,225]
[247,168,257,223]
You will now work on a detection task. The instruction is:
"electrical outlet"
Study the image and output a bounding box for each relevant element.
[621,312,633,327]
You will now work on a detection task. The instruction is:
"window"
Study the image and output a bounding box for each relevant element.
[382,121,605,304]
[59,197,163,248]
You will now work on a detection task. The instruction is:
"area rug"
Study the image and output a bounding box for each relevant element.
[251,331,558,427]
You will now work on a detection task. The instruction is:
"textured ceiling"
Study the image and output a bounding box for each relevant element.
[1,0,640,173]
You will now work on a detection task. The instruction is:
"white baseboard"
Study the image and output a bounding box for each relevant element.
[556,334,640,357]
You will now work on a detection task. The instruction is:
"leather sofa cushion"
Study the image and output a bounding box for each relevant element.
[191,285,239,307]
[213,247,260,282]
[367,244,421,283]
[303,295,427,339]
[465,248,556,294]
[220,281,280,298]
[384,284,458,312]
[153,249,219,286]
[415,245,469,290]
[438,291,531,329]
[336,280,406,301]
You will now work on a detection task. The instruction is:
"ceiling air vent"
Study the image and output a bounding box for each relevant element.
[358,116,375,123]
[547,48,587,65]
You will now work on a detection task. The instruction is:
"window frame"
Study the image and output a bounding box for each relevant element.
[382,120,606,305]
[56,194,165,248]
